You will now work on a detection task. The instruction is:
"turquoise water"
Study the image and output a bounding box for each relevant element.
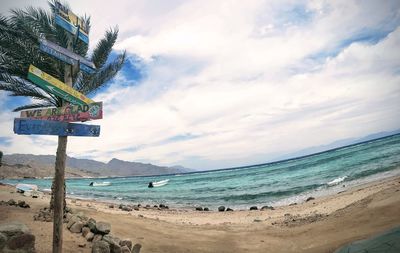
[2,134,400,209]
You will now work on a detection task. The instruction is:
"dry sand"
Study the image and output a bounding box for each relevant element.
[1,176,400,253]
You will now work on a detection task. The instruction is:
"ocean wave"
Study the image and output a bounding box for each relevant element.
[327,176,347,186]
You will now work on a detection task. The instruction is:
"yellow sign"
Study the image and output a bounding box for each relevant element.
[28,65,94,105]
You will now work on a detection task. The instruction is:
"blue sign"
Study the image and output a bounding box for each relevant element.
[55,14,89,44]
[39,39,95,74]
[14,118,100,137]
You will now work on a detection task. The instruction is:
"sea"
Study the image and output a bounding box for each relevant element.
[2,134,400,210]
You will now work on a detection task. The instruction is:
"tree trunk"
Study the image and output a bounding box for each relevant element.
[52,40,74,253]
[52,136,67,253]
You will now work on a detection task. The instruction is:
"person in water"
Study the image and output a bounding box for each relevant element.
[148,182,154,188]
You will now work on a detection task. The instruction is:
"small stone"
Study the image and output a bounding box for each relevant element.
[96,222,111,235]
[86,232,95,242]
[7,199,16,206]
[289,203,297,206]
[82,227,91,237]
[132,243,142,253]
[260,206,274,211]
[69,221,84,233]
[119,239,133,250]
[306,197,315,202]
[253,219,262,222]
[92,240,110,253]
[79,243,86,248]
[121,245,131,253]
[87,218,97,233]
[204,207,209,211]
[195,207,203,211]
[71,199,76,204]
[93,234,103,242]
[159,204,166,208]
[218,206,225,212]
[249,206,258,211]
[109,204,114,209]
[0,232,7,250]
[7,233,35,251]
[226,208,233,211]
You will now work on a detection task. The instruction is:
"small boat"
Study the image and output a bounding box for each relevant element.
[89,181,111,187]
[148,179,169,188]
[16,183,38,193]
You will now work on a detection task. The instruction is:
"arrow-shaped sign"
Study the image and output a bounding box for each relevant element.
[27,65,94,106]
[39,39,95,74]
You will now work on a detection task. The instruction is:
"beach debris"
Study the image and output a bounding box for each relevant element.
[96,222,111,235]
[249,206,258,211]
[79,243,86,248]
[253,219,262,222]
[108,204,114,209]
[195,207,203,211]
[218,206,225,212]
[261,205,274,211]
[306,197,315,202]
[0,221,36,252]
[226,208,234,211]
[92,240,110,253]
[289,203,297,206]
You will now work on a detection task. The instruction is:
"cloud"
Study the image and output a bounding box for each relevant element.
[1,0,399,170]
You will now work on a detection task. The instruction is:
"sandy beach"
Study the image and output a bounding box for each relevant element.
[1,176,400,253]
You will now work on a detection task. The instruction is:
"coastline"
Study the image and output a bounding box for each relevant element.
[1,175,399,252]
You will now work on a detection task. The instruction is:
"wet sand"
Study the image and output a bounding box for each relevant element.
[1,176,400,253]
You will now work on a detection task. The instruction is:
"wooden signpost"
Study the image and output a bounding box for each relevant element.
[39,39,96,74]
[27,65,94,106]
[20,102,103,122]
[14,118,100,137]
[53,2,89,44]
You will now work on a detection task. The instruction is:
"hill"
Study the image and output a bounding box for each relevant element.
[1,154,192,179]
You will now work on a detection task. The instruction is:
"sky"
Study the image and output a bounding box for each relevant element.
[0,0,399,170]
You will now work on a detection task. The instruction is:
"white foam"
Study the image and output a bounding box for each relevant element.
[327,176,348,186]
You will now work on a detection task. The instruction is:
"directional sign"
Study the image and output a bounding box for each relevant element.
[39,39,95,74]
[39,39,95,72]
[53,2,89,44]
[20,102,103,122]
[28,65,94,106]
[14,118,100,137]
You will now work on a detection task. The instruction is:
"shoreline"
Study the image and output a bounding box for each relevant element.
[3,167,400,211]
[1,174,399,252]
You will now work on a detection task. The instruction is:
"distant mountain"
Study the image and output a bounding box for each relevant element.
[278,129,400,161]
[1,154,192,178]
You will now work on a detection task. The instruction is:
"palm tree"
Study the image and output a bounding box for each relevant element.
[0,2,125,251]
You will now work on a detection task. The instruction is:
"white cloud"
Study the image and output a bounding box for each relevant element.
[1,0,399,169]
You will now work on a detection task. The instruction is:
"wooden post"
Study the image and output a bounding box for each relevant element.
[52,40,74,253]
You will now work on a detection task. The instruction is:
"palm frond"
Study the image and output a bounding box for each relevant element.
[76,51,126,94]
[91,27,118,68]
[13,102,56,112]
